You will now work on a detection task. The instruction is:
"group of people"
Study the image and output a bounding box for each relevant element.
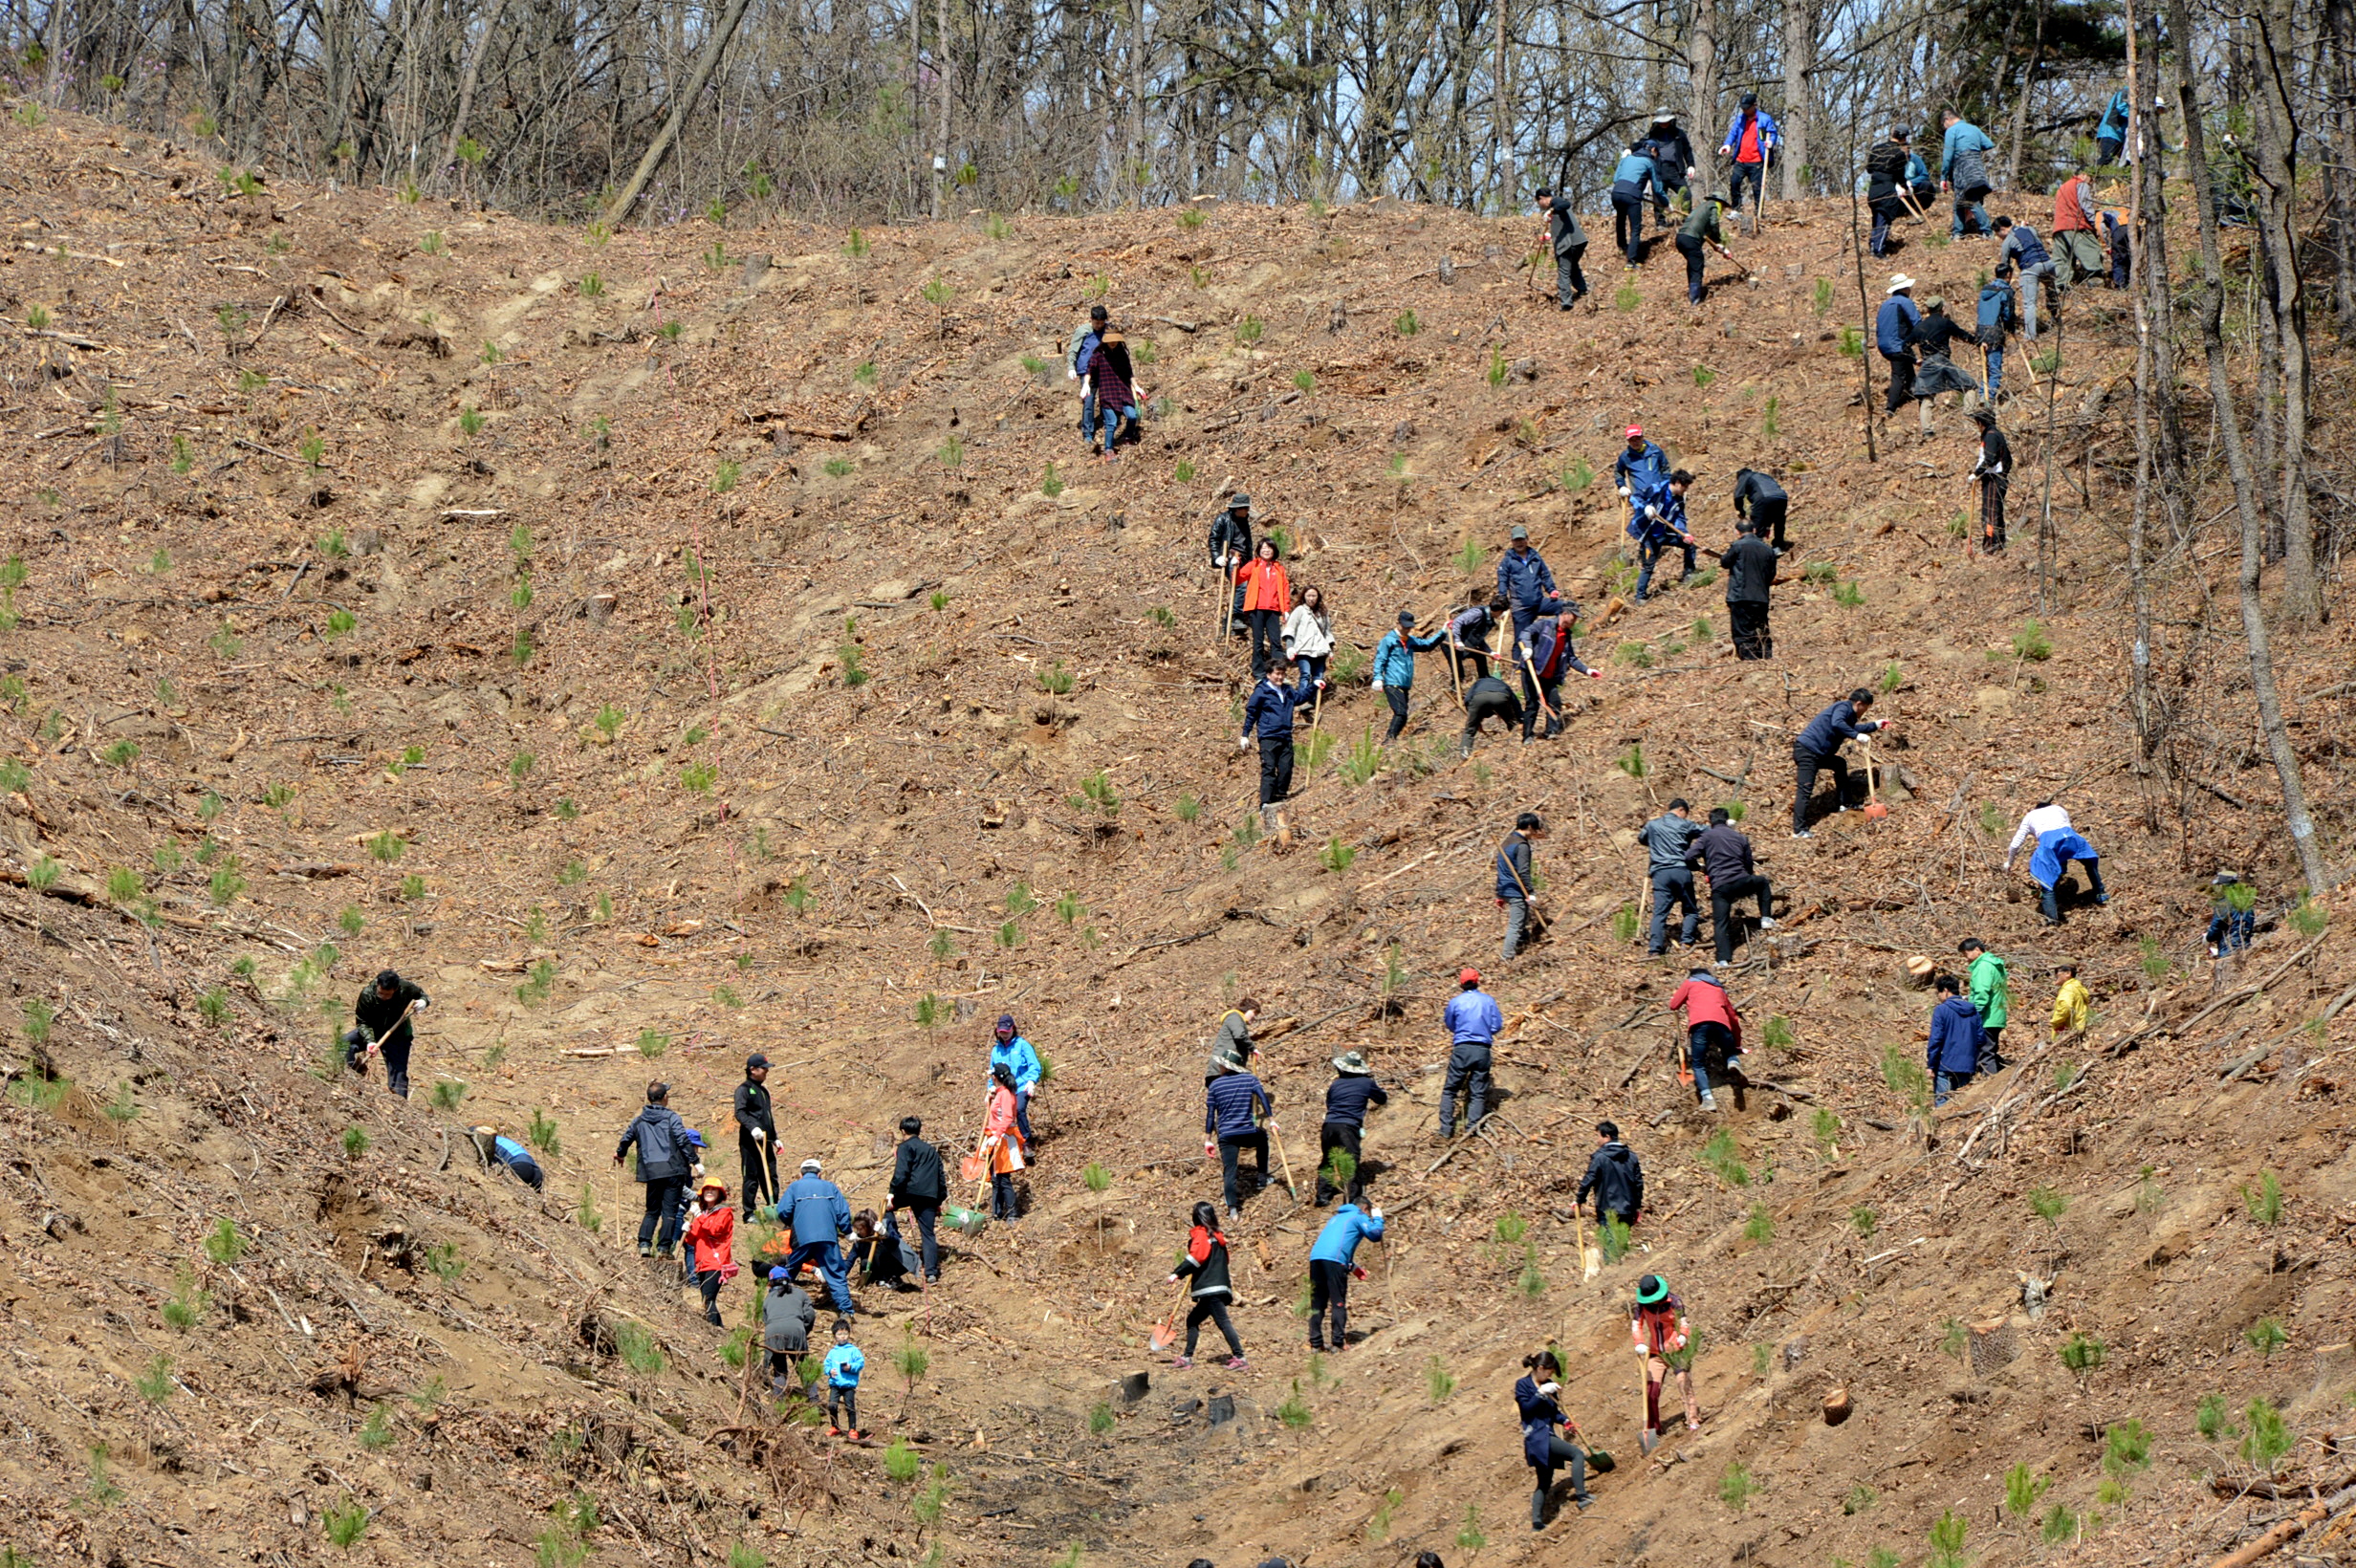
[1065,302,1145,461]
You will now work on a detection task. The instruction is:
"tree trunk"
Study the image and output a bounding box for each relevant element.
[1687,0,1718,196]
[2004,0,2049,192]
[1780,0,1813,199]
[1495,0,1511,207]
[441,0,511,180]
[930,0,950,218]
[2328,0,2356,343]
[2247,0,2319,621]
[603,0,756,225]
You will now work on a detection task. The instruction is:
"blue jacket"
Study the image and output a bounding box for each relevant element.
[1516,1375,1568,1467]
[1941,120,1996,182]
[1998,222,2051,272]
[2029,827,2097,890]
[823,1342,865,1386]
[616,1104,691,1182]
[1639,811,1703,875]
[1496,546,1557,609]
[2097,90,2129,142]
[1321,1074,1389,1129]
[1905,151,1931,187]
[490,1134,544,1190]
[1928,993,1986,1075]
[1496,831,1534,899]
[1722,106,1781,161]
[988,1035,1042,1092]
[1876,295,1921,356]
[1796,699,1881,757]
[1309,1204,1385,1266]
[1242,669,1319,739]
[1373,626,1444,688]
[1445,988,1504,1045]
[1205,1071,1271,1139]
[1522,616,1588,682]
[782,1174,852,1246]
[1068,324,1102,377]
[1615,439,1671,494]
[1610,154,1661,200]
[1627,480,1690,547]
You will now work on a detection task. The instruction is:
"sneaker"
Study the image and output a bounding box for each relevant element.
[850,1429,867,1441]
[1170,1356,1192,1369]
[1790,830,1813,839]
[1575,1496,1594,1512]
[1699,1091,1720,1111]
[1226,1208,1242,1222]
[2096,892,2110,905]
[1711,961,1732,970]
[1757,916,1778,930]
[826,1426,842,1437]
[638,1244,654,1258]
[705,1308,723,1326]
[1225,1357,1249,1370]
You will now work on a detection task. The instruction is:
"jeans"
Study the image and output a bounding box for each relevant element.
[1530,1432,1591,1523]
[1308,1258,1352,1349]
[1729,160,1764,212]
[1612,195,1647,263]
[1689,1021,1739,1102]
[1014,1088,1035,1147]
[1256,731,1295,806]
[1078,389,1096,437]
[1441,1042,1493,1135]
[1554,244,1587,306]
[2038,857,2106,923]
[1218,1131,1269,1211]
[827,1386,858,1431]
[1981,472,2009,552]
[740,1134,778,1214]
[344,1029,415,1098]
[1296,652,1327,688]
[1183,1297,1242,1359]
[1636,536,1695,600]
[1648,868,1700,953]
[1675,232,1708,302]
[1315,1121,1363,1205]
[1709,872,1773,962]
[1951,195,1992,237]
[902,1200,941,1279]
[638,1176,687,1252]
[2095,134,2124,167]
[1985,344,2003,402]
[1792,748,1850,832]
[1869,195,1906,256]
[1499,896,1530,958]
[1246,608,1282,678]
[1933,1067,1974,1106]
[2208,909,2255,954]
[1730,599,1772,660]
[1384,685,1411,742]
[785,1239,856,1315]
[1882,350,1917,413]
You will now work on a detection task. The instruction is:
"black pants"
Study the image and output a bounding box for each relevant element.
[1461,686,1520,755]
[1882,350,1916,413]
[1230,579,1249,633]
[1869,195,1906,255]
[639,1176,687,1251]
[1710,873,1773,963]
[2095,133,2124,167]
[1612,194,1646,263]
[1748,497,1787,550]
[1531,1433,1591,1523]
[1256,732,1295,806]
[990,1169,1017,1220]
[1247,609,1281,677]
[1519,671,1560,738]
[827,1386,858,1430]
[1453,645,1493,684]
[1218,1131,1268,1210]
[1308,1258,1352,1350]
[1315,1121,1363,1205]
[1979,1024,2007,1075]
[346,1030,416,1098]
[740,1135,778,1214]
[1184,1296,1242,1359]
[1441,1043,1493,1136]
[903,1201,941,1280]
[696,1267,725,1322]
[1980,472,2008,552]
[1729,160,1764,212]
[1792,748,1849,833]
[1675,232,1708,302]
[1384,686,1411,742]
[1554,244,1587,306]
[1730,599,1772,660]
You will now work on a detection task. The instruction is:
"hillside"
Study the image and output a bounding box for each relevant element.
[2,108,2353,1568]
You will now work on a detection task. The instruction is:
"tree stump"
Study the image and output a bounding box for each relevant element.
[1822,1387,1853,1426]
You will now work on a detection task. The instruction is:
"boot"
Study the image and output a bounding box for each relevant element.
[1917,399,1933,437]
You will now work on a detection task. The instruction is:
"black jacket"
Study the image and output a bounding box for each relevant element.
[1732,469,1785,516]
[1865,140,1909,202]
[354,978,428,1050]
[1691,823,1756,884]
[1642,127,1697,181]
[1542,194,1588,250]
[889,1135,947,1206]
[1209,507,1253,567]
[1719,534,1778,605]
[1975,427,2013,481]
[733,1078,776,1143]
[617,1104,691,1182]
[1910,310,1975,359]
[1463,674,1524,730]
[1576,1141,1645,1217]
[1321,1074,1390,1130]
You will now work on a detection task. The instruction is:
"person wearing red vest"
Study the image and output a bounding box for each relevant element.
[2052,169,2104,285]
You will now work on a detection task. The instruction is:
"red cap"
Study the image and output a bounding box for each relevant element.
[1625,425,1644,438]
[1459,967,1482,985]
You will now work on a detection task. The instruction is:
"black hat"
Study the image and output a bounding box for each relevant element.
[1231,492,1250,509]
[1397,610,1417,626]
[1740,91,1758,108]
[1972,408,1998,428]
[746,1053,770,1070]
[1597,1120,1620,1140]
[375,969,402,990]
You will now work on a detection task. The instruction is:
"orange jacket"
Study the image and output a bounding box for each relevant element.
[685,1204,735,1274]
[1237,557,1292,615]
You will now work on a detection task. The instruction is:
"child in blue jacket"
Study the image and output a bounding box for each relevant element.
[822,1318,865,1438]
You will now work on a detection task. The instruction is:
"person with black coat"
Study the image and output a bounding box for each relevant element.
[614,1081,694,1258]
[345,969,430,1099]
[1908,296,1984,434]
[1314,1050,1389,1206]
[1208,495,1254,636]
[1574,1122,1644,1227]
[1459,673,1525,758]
[1731,467,1788,552]
[1167,1202,1247,1369]
[734,1054,779,1215]
[1790,688,1896,837]
[886,1115,946,1283]
[1719,517,1778,661]
[1641,108,1699,224]
[1691,807,1775,963]
[1533,187,1588,309]
[1971,409,2012,553]
[1865,128,1913,256]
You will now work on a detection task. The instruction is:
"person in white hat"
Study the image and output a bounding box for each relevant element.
[1875,275,1922,416]
[1639,107,1698,227]
[779,1157,857,1318]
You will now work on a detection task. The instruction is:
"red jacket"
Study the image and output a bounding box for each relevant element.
[1237,557,1292,615]
[1669,976,1742,1049]
[685,1204,735,1275]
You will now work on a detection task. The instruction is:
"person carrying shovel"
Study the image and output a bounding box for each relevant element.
[1631,1273,1701,1452]
[1517,1349,1598,1527]
[1497,813,1546,960]
[1672,192,1738,305]
[1166,1201,1247,1370]
[344,969,430,1099]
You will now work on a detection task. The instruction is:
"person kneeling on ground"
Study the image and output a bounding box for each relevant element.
[761,1266,817,1397]
[847,1209,922,1292]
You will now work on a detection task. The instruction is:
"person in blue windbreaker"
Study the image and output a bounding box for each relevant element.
[1927,973,1986,1105]
[986,1013,1043,1147]
[1305,1201,1385,1353]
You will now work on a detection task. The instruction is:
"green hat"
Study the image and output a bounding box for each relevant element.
[1636,1273,1669,1305]
[1331,1051,1371,1076]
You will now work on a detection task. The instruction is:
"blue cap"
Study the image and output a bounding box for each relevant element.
[769,1266,788,1282]
[684,1129,707,1148]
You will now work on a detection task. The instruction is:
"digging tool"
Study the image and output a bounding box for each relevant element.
[1708,237,1756,284]
[1266,1119,1300,1201]
[1515,639,1561,733]
[1500,835,1549,945]
[1446,621,1469,712]
[1148,1278,1189,1352]
[1578,1209,1602,1280]
[1896,188,1931,225]
[1861,736,1889,820]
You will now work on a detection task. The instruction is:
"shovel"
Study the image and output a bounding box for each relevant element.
[1578,1210,1603,1280]
[943,1202,989,1239]
[1267,1120,1300,1202]
[1148,1280,1189,1352]
[1861,737,1889,820]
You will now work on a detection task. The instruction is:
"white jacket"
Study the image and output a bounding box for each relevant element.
[2007,803,2072,858]
[1281,606,1334,660]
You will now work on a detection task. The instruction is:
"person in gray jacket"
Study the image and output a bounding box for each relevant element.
[1205,999,1259,1084]
[1533,187,1589,309]
[761,1265,818,1396]
[613,1082,692,1258]
[1638,799,1704,956]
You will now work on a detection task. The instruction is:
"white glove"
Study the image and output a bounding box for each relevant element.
[753,1128,767,1143]
[1686,165,1699,180]
[1646,505,1662,520]
[1538,1381,1561,1398]
[1369,1206,1383,1219]
[1370,679,1384,690]
[1617,485,1630,498]
[1237,736,1251,751]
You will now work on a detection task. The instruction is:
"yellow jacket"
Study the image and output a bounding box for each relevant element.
[2051,977,2091,1035]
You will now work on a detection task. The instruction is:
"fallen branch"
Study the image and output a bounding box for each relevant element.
[2204,1480,2356,1568]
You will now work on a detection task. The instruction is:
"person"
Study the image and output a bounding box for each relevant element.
[734,1053,779,1216]
[1732,467,1788,553]
[469,1125,545,1192]
[1960,937,2012,1072]
[1204,1056,1275,1218]
[1791,686,1893,837]
[1631,1274,1699,1451]
[1496,523,1559,644]
[1450,593,1509,684]
[615,1082,693,1259]
[986,1013,1042,1149]
[1496,814,1545,960]
[1067,302,1108,439]
[1927,972,1985,1106]
[1316,1049,1388,1206]
[1630,469,1698,601]
[983,1061,1028,1222]
[1614,425,1672,512]
[1909,296,1984,432]
[2003,798,2107,925]
[1167,1202,1247,1369]
[761,1266,817,1397]
[1516,1349,1594,1527]
[1609,143,1664,264]
[846,1209,919,1292]
[1865,127,1913,256]
[1877,274,1923,416]
[1971,409,2012,552]
[780,1156,857,1318]
[1460,673,1526,758]
[1668,966,1743,1112]
[1639,798,1704,956]
[1516,612,1598,741]
[1575,1122,1643,1228]
[1976,265,2019,404]
[1533,186,1588,309]
[1939,109,1996,237]
[1306,1200,1385,1352]
[1642,108,1699,223]
[1281,583,1335,686]
[1239,658,1323,836]
[683,1177,735,1325]
[2050,962,2091,1038]
[1905,141,1938,212]
[2053,168,2104,286]
[1207,998,1260,1083]
[2105,207,2131,289]
[1992,215,2055,339]
[1720,516,1778,660]
[1210,493,1254,634]
[1083,324,1139,461]
[344,969,430,1099]
[821,1318,865,1437]
[1719,92,1779,225]
[2095,87,2129,168]
[2206,873,2256,957]
[886,1115,945,1284]
[1440,968,1502,1138]
[1372,611,1447,742]
[1234,536,1293,680]
[1673,192,1732,304]
[1693,806,1775,964]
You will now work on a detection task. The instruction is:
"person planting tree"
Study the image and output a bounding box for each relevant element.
[1631,1274,1700,1451]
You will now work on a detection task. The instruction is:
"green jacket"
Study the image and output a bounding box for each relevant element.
[1679,199,1724,246]
[1968,951,2011,1030]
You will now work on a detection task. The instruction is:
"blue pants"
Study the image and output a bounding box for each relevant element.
[785,1239,856,1317]
[1985,345,2003,401]
[2207,909,2255,954]
[638,1176,687,1251]
[1014,1088,1035,1146]
[1952,196,1992,237]
[1689,1021,1739,1102]
[1094,402,1124,450]
[1649,868,1700,952]
[1933,1068,1975,1106]
[1636,537,1695,600]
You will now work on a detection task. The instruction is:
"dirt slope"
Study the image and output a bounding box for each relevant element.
[2,109,2352,1568]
